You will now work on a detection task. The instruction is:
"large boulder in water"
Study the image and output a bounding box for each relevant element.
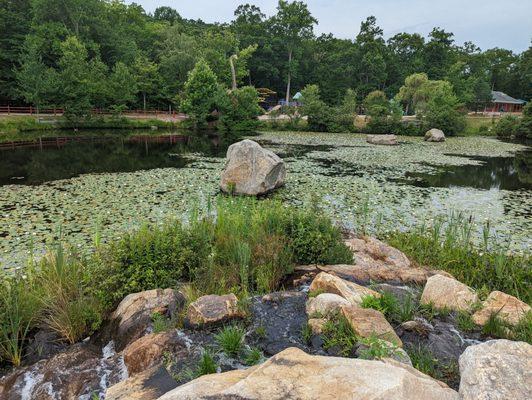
[158,347,459,400]
[459,339,532,400]
[424,128,446,142]
[220,139,286,196]
[366,134,398,145]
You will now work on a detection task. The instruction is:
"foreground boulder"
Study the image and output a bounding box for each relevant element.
[158,347,458,400]
[309,272,380,305]
[420,274,478,312]
[185,293,242,328]
[425,128,446,142]
[341,305,402,347]
[220,139,286,196]
[472,290,531,326]
[106,366,177,400]
[459,339,531,400]
[106,288,183,351]
[366,134,398,145]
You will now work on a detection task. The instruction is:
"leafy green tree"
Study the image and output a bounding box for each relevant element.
[300,84,329,131]
[423,28,456,80]
[356,17,387,97]
[217,86,262,132]
[271,0,317,102]
[418,81,465,135]
[153,6,181,25]
[395,73,430,114]
[16,38,57,112]
[331,89,358,132]
[57,36,96,119]
[180,60,220,129]
[107,62,137,112]
[133,56,160,111]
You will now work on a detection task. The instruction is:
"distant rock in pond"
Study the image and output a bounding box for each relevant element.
[220,139,286,196]
[366,134,398,145]
[425,129,446,142]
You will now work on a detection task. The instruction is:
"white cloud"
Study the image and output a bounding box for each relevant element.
[130,0,531,52]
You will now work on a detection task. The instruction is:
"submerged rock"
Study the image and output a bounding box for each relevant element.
[425,129,446,142]
[472,290,531,326]
[341,305,403,347]
[106,365,177,400]
[158,347,458,400]
[459,339,532,400]
[185,294,243,328]
[220,139,286,196]
[420,274,478,312]
[366,134,398,145]
[309,272,380,305]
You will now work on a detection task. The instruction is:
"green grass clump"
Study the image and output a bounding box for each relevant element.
[321,313,358,356]
[244,347,263,366]
[386,213,531,304]
[195,348,218,376]
[151,312,173,333]
[301,323,313,345]
[455,311,477,333]
[358,335,401,360]
[214,325,245,357]
[361,292,399,319]
[418,303,451,322]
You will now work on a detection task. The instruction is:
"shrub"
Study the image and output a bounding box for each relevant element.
[494,115,519,138]
[358,335,401,360]
[360,292,399,319]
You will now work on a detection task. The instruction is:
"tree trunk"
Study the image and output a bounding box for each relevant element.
[285,49,292,104]
[143,92,147,112]
[229,55,238,91]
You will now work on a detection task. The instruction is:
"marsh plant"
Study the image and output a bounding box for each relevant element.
[387,212,531,303]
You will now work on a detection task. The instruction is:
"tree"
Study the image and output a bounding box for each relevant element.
[133,56,159,111]
[271,0,317,102]
[395,73,430,114]
[330,89,358,132]
[418,81,465,135]
[16,38,57,112]
[153,6,181,25]
[300,84,329,131]
[423,28,456,80]
[217,86,262,132]
[180,60,220,129]
[107,62,137,112]
[356,16,387,97]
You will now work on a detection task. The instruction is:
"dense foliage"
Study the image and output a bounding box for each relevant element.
[1,0,530,116]
[494,102,532,139]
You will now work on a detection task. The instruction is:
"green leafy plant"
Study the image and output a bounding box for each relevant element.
[358,335,401,360]
[244,347,263,366]
[215,325,245,357]
[301,323,313,345]
[455,311,476,332]
[360,292,399,318]
[322,313,358,356]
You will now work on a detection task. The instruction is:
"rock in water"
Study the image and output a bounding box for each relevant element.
[425,129,446,142]
[366,134,398,145]
[158,347,458,400]
[459,340,532,400]
[220,139,286,196]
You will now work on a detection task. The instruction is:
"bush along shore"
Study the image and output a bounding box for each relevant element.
[0,195,530,399]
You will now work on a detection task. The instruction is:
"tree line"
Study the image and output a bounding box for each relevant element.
[1,0,531,118]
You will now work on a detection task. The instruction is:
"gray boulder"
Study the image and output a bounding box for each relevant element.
[425,129,445,142]
[459,339,532,400]
[366,134,398,145]
[220,139,286,196]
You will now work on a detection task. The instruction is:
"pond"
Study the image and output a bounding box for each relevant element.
[1,130,530,270]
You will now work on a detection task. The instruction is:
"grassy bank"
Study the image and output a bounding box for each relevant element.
[0,197,351,367]
[0,116,181,142]
[385,213,531,304]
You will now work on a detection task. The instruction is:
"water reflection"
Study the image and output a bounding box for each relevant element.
[0,132,228,185]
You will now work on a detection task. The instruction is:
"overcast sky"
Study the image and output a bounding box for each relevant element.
[128,0,531,53]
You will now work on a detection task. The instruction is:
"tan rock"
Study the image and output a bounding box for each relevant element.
[367,134,398,145]
[158,347,458,400]
[308,272,379,306]
[459,339,532,400]
[109,288,182,350]
[307,318,327,335]
[123,331,185,375]
[420,274,478,312]
[472,291,531,326]
[320,263,429,285]
[106,365,177,400]
[425,128,446,142]
[345,236,411,269]
[220,139,286,196]
[341,305,402,347]
[306,293,350,317]
[186,294,242,328]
